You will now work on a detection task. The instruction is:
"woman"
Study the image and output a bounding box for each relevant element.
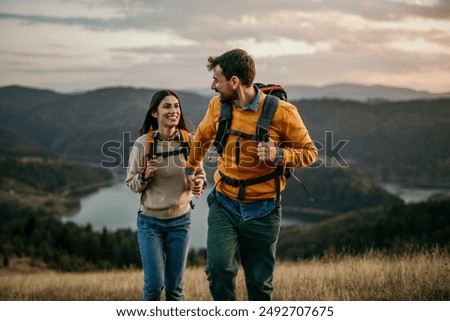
[126,89,206,300]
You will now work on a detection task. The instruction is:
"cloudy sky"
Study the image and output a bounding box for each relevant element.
[1,0,449,93]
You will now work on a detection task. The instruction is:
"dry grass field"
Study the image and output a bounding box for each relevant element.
[1,249,448,301]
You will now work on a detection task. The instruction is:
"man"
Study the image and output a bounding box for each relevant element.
[185,48,318,300]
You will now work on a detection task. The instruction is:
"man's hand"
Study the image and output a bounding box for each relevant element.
[257,138,277,163]
[191,176,205,197]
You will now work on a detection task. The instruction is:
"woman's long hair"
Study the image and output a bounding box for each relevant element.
[139,89,188,136]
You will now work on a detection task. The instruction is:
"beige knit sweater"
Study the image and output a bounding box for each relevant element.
[125,133,205,219]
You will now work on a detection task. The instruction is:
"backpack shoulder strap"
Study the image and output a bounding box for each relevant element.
[256,94,279,142]
[178,129,191,159]
[144,129,157,169]
[213,95,279,152]
[178,129,191,145]
[213,102,232,154]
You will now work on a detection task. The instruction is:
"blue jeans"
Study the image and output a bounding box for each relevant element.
[205,193,281,300]
[137,211,191,301]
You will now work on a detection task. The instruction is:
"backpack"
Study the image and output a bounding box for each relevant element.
[144,128,191,169]
[142,128,195,209]
[255,83,288,101]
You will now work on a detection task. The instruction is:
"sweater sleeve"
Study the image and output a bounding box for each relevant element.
[125,135,149,193]
[187,133,208,183]
[185,98,218,172]
[277,103,318,168]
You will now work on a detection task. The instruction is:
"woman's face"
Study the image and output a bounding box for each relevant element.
[152,95,180,129]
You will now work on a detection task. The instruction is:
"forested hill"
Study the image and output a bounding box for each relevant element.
[277,198,450,260]
[1,85,448,180]
[0,85,210,162]
[0,155,113,217]
[296,98,450,179]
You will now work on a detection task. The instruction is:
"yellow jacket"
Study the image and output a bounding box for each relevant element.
[186,93,318,202]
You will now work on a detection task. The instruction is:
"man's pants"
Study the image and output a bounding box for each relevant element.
[205,193,281,300]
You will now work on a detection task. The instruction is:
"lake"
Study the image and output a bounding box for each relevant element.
[63,180,449,249]
[63,183,304,249]
[377,181,449,203]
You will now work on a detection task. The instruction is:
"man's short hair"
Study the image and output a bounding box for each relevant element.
[207,48,255,87]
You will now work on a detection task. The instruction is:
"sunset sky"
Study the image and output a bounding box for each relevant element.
[1,0,449,93]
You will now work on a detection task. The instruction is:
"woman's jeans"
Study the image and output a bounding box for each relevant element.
[206,193,281,301]
[137,211,191,301]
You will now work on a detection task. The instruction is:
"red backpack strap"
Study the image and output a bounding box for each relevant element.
[255,83,287,101]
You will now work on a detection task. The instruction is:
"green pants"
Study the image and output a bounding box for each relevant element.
[205,193,282,301]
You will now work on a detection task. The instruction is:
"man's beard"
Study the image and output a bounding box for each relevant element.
[218,88,238,103]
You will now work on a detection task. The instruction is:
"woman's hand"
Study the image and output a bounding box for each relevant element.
[144,156,158,179]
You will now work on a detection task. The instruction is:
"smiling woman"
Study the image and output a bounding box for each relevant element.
[124,89,207,301]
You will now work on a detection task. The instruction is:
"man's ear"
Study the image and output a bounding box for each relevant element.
[231,76,240,89]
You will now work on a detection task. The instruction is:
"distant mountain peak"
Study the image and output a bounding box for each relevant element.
[283,83,450,101]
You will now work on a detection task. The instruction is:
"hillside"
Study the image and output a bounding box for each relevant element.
[1,251,448,300]
[0,155,113,218]
[1,85,449,180]
[277,199,450,260]
[281,167,402,216]
[0,125,55,158]
[285,83,450,101]
[0,85,66,113]
[1,195,447,272]
[296,98,450,179]
[0,86,210,162]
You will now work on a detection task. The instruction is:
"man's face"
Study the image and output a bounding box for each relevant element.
[211,65,238,102]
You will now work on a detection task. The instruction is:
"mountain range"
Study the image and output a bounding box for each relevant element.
[1,84,449,178]
[191,83,450,102]
[1,84,449,215]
